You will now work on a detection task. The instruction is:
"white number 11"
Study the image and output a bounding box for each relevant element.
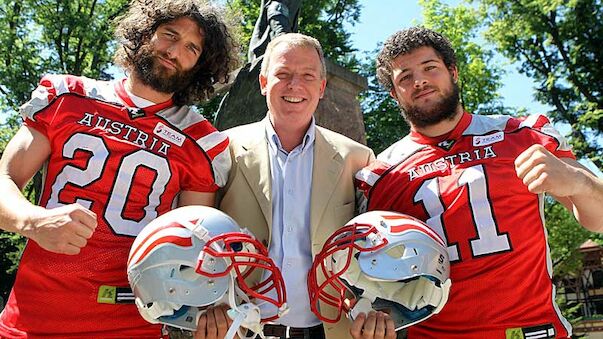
[413,164,511,262]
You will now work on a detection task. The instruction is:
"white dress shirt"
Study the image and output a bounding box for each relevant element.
[259,117,322,327]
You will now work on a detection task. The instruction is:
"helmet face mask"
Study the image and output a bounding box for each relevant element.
[128,206,287,335]
[308,211,451,331]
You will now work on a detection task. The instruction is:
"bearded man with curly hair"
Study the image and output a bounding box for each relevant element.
[0,0,238,337]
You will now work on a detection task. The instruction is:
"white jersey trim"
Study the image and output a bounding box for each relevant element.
[463,114,510,136]
[157,106,207,131]
[377,137,425,165]
[355,168,381,187]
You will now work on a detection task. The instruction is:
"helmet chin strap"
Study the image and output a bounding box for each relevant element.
[347,277,452,320]
[348,297,375,320]
[433,279,451,314]
[224,276,264,339]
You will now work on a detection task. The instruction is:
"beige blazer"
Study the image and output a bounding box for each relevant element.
[218,119,374,339]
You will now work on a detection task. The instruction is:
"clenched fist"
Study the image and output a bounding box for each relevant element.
[514,144,582,197]
[24,203,97,255]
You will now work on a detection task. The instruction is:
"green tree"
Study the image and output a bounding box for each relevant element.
[545,198,603,324]
[0,0,129,115]
[0,0,130,306]
[477,0,603,168]
[358,48,410,154]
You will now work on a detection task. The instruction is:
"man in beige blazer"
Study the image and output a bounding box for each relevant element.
[195,33,396,339]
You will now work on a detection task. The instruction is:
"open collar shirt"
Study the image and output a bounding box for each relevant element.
[261,116,321,327]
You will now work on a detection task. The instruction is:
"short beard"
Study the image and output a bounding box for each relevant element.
[400,78,461,129]
[131,43,197,95]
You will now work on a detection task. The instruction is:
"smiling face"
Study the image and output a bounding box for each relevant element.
[389,46,461,129]
[133,16,204,94]
[260,43,327,133]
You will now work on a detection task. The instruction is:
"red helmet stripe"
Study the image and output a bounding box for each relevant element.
[132,235,193,266]
[128,223,189,266]
[390,224,446,245]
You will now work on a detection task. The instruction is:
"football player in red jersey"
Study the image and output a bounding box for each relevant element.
[355,27,603,339]
[0,0,238,337]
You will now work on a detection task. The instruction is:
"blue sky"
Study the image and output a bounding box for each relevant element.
[346,0,553,115]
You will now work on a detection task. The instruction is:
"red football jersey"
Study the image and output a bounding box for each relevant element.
[356,112,574,339]
[0,75,230,338]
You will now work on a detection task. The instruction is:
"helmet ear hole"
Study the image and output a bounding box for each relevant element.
[178,265,198,281]
[385,244,406,258]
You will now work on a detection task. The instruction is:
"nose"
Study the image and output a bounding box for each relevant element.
[165,43,180,59]
[166,45,175,58]
[287,74,302,89]
[414,77,427,88]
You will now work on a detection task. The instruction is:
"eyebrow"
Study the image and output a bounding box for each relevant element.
[273,64,320,73]
[162,25,202,52]
[163,25,179,35]
[398,59,441,75]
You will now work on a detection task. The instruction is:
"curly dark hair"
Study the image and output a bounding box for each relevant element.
[114,0,239,105]
[376,26,457,91]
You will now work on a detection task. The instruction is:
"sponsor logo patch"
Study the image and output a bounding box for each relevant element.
[127,107,146,119]
[154,122,185,146]
[437,139,455,151]
[505,324,555,339]
[473,131,504,147]
[97,285,135,304]
[97,285,116,304]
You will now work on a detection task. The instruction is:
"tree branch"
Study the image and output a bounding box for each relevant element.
[544,9,599,106]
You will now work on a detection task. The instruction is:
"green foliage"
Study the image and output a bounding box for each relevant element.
[545,198,593,277]
[358,48,410,154]
[0,0,129,117]
[196,94,224,124]
[545,198,603,327]
[0,232,25,306]
[298,0,360,68]
[0,0,44,112]
[476,0,603,168]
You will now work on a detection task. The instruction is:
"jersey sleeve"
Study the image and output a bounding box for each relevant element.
[518,114,575,159]
[354,160,392,213]
[195,127,231,189]
[181,119,231,192]
[20,75,86,136]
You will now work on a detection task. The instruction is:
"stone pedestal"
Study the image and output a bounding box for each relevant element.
[316,59,368,144]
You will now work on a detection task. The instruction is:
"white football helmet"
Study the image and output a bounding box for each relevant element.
[308,211,451,330]
[127,206,287,338]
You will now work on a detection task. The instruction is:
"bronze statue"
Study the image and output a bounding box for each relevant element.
[249,0,301,68]
[214,0,301,130]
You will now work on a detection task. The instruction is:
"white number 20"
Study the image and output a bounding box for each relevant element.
[47,133,171,236]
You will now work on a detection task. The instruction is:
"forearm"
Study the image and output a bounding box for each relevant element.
[565,167,603,232]
[0,174,43,236]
